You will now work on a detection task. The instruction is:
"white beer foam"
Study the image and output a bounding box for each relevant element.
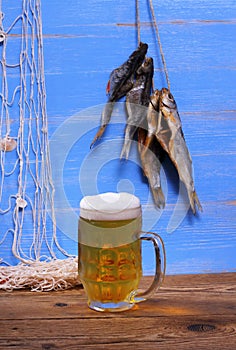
[80,192,141,220]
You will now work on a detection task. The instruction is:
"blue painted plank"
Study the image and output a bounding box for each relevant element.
[41,20,236,117]
[0,0,236,275]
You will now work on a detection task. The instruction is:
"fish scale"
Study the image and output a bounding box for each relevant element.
[120,57,154,160]
[144,88,202,214]
[90,43,148,148]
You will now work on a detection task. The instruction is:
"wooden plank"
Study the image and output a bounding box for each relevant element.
[0,316,235,350]
[0,273,235,350]
[0,273,235,320]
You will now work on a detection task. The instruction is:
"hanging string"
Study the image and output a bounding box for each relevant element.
[135,0,141,45]
[147,0,170,90]
[0,0,2,30]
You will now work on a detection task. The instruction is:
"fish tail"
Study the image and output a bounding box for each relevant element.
[90,102,115,148]
[190,190,203,215]
[120,125,136,159]
[90,125,106,149]
[120,140,132,160]
[152,187,165,209]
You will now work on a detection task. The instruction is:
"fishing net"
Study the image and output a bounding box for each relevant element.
[0,1,79,291]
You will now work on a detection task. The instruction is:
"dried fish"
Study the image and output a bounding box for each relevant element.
[144,88,202,214]
[138,127,165,209]
[120,57,154,159]
[90,42,148,147]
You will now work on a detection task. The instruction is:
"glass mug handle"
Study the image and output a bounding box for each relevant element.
[131,231,166,304]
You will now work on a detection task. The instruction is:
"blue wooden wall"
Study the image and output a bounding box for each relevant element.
[1,0,236,275]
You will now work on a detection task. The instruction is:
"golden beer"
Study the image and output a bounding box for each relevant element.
[78,192,165,312]
[78,217,142,306]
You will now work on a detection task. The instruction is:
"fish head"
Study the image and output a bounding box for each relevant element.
[143,57,154,71]
[136,56,154,75]
[144,56,153,66]
[161,88,176,109]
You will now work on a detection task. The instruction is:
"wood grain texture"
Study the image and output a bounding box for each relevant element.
[0,273,235,349]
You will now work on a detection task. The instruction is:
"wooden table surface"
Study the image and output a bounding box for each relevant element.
[0,273,235,350]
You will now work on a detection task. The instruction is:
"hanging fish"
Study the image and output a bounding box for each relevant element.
[138,127,165,209]
[90,42,148,148]
[120,56,154,159]
[144,88,202,214]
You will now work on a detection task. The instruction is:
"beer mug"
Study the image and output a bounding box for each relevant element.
[78,192,166,312]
